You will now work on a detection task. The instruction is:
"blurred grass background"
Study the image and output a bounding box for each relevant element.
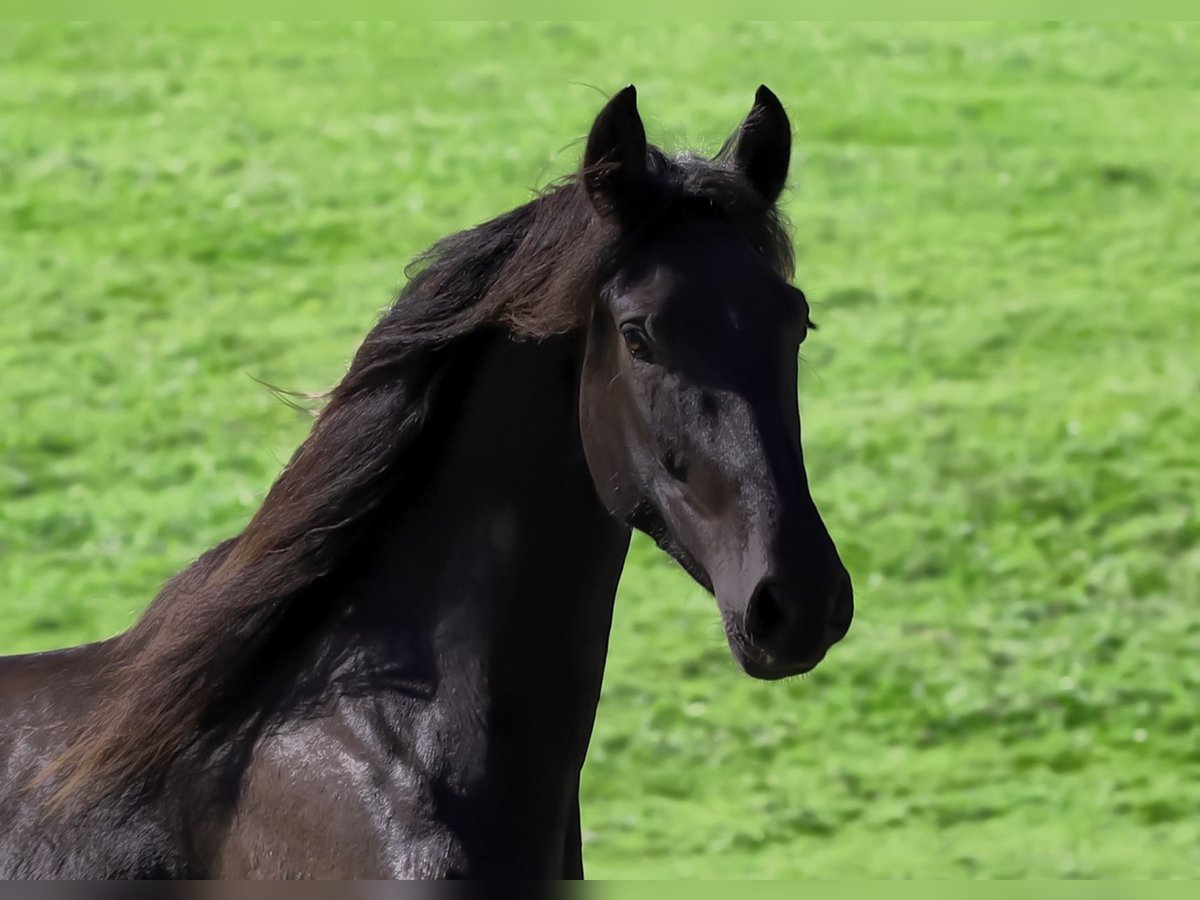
[1,22,1198,877]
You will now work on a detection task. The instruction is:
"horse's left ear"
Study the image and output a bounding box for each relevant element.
[723,85,792,205]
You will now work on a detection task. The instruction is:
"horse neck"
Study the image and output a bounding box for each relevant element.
[322,328,631,765]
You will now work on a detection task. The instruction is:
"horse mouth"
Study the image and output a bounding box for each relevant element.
[734,649,824,681]
[721,615,830,680]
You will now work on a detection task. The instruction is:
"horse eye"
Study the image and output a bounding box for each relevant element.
[799,316,818,343]
[620,322,655,363]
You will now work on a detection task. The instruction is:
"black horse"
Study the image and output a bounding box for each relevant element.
[0,86,852,878]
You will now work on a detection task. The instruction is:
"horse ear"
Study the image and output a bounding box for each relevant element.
[724,84,792,205]
[583,85,648,217]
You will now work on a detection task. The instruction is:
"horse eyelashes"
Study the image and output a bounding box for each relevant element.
[620,321,655,363]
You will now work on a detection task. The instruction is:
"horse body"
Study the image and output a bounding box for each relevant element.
[0,642,184,877]
[0,85,854,879]
[1,333,627,877]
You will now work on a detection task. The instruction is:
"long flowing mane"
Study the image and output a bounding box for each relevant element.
[45,145,795,807]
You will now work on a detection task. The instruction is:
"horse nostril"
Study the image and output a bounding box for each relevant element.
[745,579,835,662]
[745,582,789,648]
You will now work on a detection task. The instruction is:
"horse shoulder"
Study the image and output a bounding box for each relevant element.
[209,701,466,879]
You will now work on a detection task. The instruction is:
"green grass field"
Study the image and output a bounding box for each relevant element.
[2,23,1198,878]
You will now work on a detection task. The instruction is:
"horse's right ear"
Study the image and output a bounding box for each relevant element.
[583,85,648,218]
[723,85,792,206]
